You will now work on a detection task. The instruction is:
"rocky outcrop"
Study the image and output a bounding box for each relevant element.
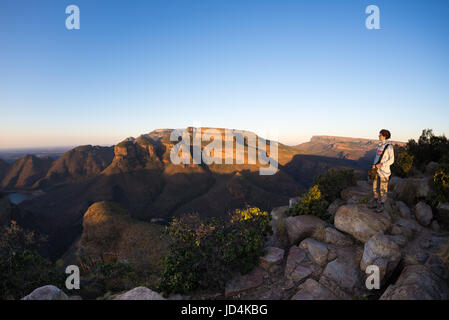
[391,177,432,206]
[22,285,68,300]
[114,287,165,300]
[360,233,401,283]
[380,264,448,300]
[334,204,391,243]
[291,278,337,300]
[285,215,327,245]
[259,247,285,272]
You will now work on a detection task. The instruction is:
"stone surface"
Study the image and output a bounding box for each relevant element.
[259,247,285,271]
[225,267,267,298]
[380,264,449,300]
[425,161,440,176]
[415,201,433,226]
[360,233,401,283]
[340,180,371,202]
[291,279,338,300]
[324,227,353,247]
[334,204,391,243]
[436,202,449,218]
[396,201,412,219]
[22,285,68,300]
[114,287,165,300]
[319,247,364,299]
[285,215,327,245]
[284,246,315,282]
[394,177,432,205]
[299,238,329,266]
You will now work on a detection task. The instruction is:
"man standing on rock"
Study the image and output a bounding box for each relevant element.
[367,129,395,213]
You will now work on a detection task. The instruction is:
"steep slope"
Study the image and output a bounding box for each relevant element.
[1,155,53,190]
[34,145,114,188]
[0,159,10,182]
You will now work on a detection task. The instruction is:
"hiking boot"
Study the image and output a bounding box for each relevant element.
[376,202,385,213]
[367,198,378,209]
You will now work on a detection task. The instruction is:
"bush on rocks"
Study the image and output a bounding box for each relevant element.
[157,207,272,295]
[286,185,330,222]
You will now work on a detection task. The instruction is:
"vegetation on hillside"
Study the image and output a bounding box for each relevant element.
[157,207,272,295]
[286,168,356,222]
[0,221,65,300]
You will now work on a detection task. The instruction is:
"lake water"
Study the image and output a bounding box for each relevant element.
[7,193,32,205]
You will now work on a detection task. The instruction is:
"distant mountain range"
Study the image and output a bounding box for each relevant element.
[0,129,404,258]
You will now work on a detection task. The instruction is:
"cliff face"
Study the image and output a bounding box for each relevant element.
[1,155,53,190]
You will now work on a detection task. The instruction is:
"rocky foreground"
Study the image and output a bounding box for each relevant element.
[22,173,449,300]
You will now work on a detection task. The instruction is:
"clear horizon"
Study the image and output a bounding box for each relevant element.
[1,0,449,148]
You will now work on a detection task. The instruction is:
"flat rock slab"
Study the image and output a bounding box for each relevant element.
[291,279,338,300]
[259,247,285,271]
[225,267,267,298]
[334,204,391,243]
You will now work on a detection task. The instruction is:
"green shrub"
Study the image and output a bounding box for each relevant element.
[0,221,65,300]
[407,129,449,170]
[313,168,356,203]
[427,164,449,208]
[157,207,272,295]
[392,147,414,177]
[286,185,330,222]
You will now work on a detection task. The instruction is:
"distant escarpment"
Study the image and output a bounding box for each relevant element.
[295,135,406,163]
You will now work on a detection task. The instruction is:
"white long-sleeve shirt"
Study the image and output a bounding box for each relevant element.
[373,140,395,178]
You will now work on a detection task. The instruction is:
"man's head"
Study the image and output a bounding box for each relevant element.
[379,129,391,141]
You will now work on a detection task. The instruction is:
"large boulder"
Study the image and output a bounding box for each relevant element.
[360,233,401,283]
[291,278,338,300]
[22,285,68,300]
[380,264,448,300]
[285,215,327,245]
[425,162,440,176]
[415,201,433,226]
[393,177,432,206]
[334,204,391,243]
[114,286,165,300]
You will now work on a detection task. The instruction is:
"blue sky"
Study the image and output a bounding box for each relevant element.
[0,0,448,148]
